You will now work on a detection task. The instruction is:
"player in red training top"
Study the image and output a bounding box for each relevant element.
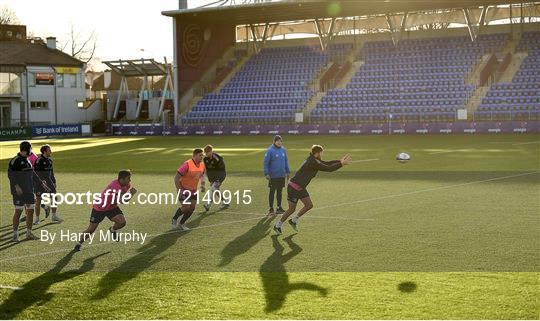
[74,169,137,251]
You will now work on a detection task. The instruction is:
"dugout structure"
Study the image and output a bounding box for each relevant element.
[103,58,174,122]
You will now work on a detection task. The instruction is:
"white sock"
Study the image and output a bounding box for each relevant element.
[275,221,283,228]
[13,230,18,238]
[34,216,40,223]
[291,215,299,223]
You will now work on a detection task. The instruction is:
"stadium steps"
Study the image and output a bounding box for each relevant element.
[497,51,528,83]
[183,95,204,119]
[335,60,364,89]
[308,61,332,91]
[213,51,253,93]
[467,54,492,85]
[465,86,490,116]
[334,42,365,89]
[81,98,101,109]
[182,49,252,118]
[303,91,325,120]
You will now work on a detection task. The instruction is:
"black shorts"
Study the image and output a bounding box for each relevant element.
[178,190,198,204]
[287,185,309,204]
[36,186,57,197]
[13,193,36,207]
[90,207,123,224]
[268,177,286,189]
[207,172,226,184]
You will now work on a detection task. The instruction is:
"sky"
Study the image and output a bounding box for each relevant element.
[1,0,221,70]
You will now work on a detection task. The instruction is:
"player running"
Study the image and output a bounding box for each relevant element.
[274,145,351,235]
[202,144,228,212]
[7,141,46,242]
[34,144,63,224]
[171,148,206,231]
[74,170,137,251]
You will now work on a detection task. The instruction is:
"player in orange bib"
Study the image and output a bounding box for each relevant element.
[171,148,206,230]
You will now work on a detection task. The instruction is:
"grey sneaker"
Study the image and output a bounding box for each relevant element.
[273,225,282,235]
[220,203,230,210]
[179,224,190,231]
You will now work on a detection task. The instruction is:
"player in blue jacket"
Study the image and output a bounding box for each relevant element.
[263,135,290,215]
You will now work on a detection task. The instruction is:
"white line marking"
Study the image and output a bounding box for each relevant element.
[350,158,380,163]
[429,150,457,155]
[0,285,23,290]
[222,210,375,222]
[512,141,540,146]
[1,171,536,264]
[315,171,539,211]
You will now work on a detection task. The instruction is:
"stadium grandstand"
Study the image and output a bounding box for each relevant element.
[113,0,540,135]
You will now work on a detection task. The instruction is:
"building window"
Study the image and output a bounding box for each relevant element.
[30,101,49,109]
[66,74,77,88]
[57,74,64,87]
[6,31,12,38]
[0,73,22,95]
[16,32,22,39]
[28,72,36,87]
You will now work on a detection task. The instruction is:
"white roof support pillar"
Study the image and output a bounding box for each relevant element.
[156,57,174,123]
[135,76,147,119]
[314,18,336,51]
[463,8,479,42]
[113,76,127,120]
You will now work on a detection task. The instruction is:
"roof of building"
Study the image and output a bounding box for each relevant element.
[162,0,535,24]
[0,40,84,67]
[91,71,144,91]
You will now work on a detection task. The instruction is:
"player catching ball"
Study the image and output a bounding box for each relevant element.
[274,145,351,235]
[74,170,137,251]
[171,148,206,231]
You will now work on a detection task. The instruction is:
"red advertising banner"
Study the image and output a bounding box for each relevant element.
[36,73,54,85]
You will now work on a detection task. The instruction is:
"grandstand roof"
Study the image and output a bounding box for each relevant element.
[162,0,535,24]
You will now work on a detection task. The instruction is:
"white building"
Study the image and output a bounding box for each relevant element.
[0,25,101,128]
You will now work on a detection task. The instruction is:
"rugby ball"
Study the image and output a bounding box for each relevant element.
[396,152,411,163]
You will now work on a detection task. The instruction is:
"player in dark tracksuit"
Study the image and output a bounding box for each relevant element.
[203,145,228,211]
[34,144,63,224]
[274,144,351,235]
[7,141,42,242]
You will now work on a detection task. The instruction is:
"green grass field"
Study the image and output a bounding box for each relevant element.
[0,134,538,319]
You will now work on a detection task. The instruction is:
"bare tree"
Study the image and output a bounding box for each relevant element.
[60,24,98,64]
[0,5,19,24]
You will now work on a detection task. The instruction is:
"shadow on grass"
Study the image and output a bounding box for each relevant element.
[0,222,57,244]
[0,250,110,319]
[398,281,417,293]
[90,209,216,300]
[218,216,273,267]
[260,234,327,313]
